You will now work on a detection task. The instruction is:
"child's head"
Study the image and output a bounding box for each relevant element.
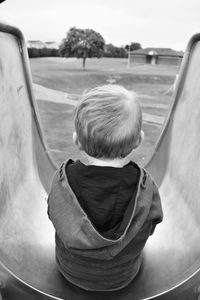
[74,84,143,159]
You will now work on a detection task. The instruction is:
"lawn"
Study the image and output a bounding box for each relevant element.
[30,57,180,166]
[30,57,178,95]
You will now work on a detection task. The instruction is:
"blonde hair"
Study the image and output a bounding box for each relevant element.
[74,85,142,159]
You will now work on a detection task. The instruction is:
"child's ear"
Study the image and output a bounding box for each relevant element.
[72,131,78,146]
[134,130,144,149]
[72,132,83,151]
[140,130,145,143]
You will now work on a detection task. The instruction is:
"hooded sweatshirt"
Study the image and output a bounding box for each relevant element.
[47,160,163,291]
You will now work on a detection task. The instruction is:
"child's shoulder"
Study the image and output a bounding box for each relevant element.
[57,159,83,175]
[132,163,159,193]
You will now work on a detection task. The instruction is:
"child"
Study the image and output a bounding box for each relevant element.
[47,85,163,291]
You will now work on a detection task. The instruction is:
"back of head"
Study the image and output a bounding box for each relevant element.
[74,84,142,159]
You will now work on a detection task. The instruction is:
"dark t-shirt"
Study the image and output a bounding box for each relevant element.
[66,159,140,239]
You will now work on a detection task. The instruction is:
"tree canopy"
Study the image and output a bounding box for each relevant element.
[59,27,105,69]
[104,44,127,58]
[125,42,142,52]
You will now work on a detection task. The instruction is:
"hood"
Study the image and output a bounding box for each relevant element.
[48,161,155,259]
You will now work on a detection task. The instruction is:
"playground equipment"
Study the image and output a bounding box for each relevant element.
[0,22,200,299]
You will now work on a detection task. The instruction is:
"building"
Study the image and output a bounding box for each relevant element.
[27,40,59,49]
[129,48,184,66]
[45,42,59,49]
[27,40,46,49]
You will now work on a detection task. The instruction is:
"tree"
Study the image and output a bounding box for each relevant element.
[104,44,127,58]
[125,42,142,52]
[59,27,105,69]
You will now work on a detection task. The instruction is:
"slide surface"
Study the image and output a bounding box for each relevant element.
[0,23,200,299]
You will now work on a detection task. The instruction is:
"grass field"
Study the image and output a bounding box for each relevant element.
[30,57,180,166]
[30,57,178,95]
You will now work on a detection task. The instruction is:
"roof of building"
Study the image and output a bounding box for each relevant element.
[45,42,59,49]
[131,47,184,57]
[27,40,46,49]
[27,40,59,49]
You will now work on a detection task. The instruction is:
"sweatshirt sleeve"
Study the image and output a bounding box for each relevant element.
[47,168,67,228]
[47,171,58,223]
[149,180,163,235]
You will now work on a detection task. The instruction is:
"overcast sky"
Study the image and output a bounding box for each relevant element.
[1,0,200,50]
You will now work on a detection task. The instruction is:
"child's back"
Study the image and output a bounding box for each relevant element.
[66,159,140,239]
[48,85,163,291]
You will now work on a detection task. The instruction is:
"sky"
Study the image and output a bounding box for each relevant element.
[1,0,200,51]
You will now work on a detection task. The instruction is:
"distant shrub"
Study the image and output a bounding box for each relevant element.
[27,47,60,58]
[104,44,128,58]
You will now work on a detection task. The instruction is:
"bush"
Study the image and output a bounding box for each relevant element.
[27,47,60,58]
[104,44,128,58]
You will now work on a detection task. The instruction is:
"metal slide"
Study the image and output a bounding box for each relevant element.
[0,23,200,300]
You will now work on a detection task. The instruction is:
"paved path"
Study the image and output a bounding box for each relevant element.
[33,83,165,125]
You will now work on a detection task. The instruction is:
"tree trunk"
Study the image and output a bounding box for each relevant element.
[82,57,86,70]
